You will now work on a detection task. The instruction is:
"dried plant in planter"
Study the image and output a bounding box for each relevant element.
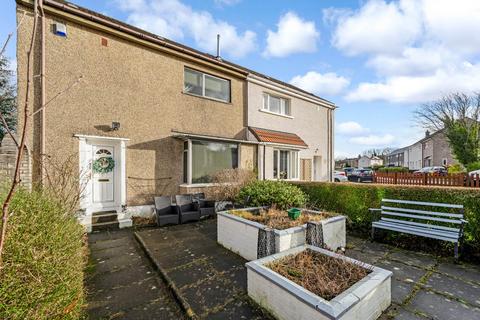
[231,207,334,230]
[266,249,372,300]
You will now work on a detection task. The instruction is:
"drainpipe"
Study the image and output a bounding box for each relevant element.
[39,0,46,183]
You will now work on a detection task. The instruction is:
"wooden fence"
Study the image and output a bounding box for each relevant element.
[373,172,480,188]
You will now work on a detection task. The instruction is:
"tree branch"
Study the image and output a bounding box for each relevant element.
[0,112,18,148]
[0,3,38,270]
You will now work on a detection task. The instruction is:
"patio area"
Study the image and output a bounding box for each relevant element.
[88,219,480,319]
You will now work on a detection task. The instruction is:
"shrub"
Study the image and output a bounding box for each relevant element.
[210,168,256,201]
[295,182,480,259]
[0,187,86,319]
[371,164,384,171]
[238,180,308,210]
[466,161,480,172]
[448,163,465,174]
[378,166,409,173]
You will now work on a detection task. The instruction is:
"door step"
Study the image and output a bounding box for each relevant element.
[92,211,119,231]
[92,213,118,224]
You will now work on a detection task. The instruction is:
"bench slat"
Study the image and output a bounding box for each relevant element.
[381,217,460,233]
[382,199,463,209]
[381,206,464,219]
[373,222,459,243]
[381,211,463,224]
[376,220,459,237]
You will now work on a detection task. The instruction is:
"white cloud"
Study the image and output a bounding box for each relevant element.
[114,0,256,58]
[337,121,369,135]
[290,71,349,96]
[263,12,319,58]
[346,62,480,103]
[214,0,241,6]
[349,134,395,146]
[332,0,421,56]
[328,0,480,103]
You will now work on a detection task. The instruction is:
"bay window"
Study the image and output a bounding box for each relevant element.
[262,93,290,116]
[273,149,299,180]
[184,68,231,103]
[184,140,239,184]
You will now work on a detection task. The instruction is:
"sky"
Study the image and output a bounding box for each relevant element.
[2,0,480,158]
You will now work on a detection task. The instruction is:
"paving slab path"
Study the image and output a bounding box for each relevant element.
[86,229,186,320]
[346,235,480,320]
[135,219,274,320]
[87,219,480,320]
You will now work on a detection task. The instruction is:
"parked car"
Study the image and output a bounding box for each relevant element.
[343,167,356,176]
[469,169,480,176]
[334,171,348,182]
[348,169,373,183]
[414,166,447,176]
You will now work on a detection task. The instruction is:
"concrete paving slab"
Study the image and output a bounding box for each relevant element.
[376,259,427,283]
[424,272,480,307]
[86,229,185,320]
[409,289,480,320]
[389,250,437,269]
[437,261,480,284]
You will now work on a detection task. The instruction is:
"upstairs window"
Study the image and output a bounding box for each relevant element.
[184,68,231,103]
[262,93,290,116]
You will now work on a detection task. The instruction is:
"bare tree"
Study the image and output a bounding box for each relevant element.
[415,92,480,166]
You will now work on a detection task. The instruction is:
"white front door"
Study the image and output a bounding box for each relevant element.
[92,145,115,206]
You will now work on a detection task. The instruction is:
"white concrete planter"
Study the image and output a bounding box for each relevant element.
[217,208,346,261]
[247,245,392,320]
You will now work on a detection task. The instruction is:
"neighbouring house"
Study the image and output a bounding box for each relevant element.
[245,74,335,182]
[358,155,384,168]
[387,130,456,170]
[385,147,408,167]
[16,0,335,231]
[335,157,359,169]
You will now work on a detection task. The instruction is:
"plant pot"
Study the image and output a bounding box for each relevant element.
[287,208,302,220]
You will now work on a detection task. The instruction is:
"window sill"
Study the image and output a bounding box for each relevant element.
[182,91,232,105]
[258,109,294,119]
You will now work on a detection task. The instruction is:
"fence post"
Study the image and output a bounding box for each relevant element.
[423,173,427,185]
[394,172,398,184]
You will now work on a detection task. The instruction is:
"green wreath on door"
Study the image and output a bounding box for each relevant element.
[92,157,115,174]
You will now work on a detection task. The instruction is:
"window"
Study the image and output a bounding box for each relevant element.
[190,140,238,183]
[273,149,299,179]
[262,93,290,116]
[184,68,231,102]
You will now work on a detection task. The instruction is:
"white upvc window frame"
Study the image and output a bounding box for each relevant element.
[262,92,291,116]
[273,148,299,180]
[184,67,231,103]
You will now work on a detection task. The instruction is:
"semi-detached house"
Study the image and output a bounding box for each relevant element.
[16,0,335,231]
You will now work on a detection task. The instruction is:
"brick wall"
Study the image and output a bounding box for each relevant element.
[0,135,31,188]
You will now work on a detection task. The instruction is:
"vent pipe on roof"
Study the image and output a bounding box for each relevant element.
[216,34,221,60]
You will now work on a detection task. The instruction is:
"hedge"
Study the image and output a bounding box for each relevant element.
[0,187,86,319]
[295,182,480,258]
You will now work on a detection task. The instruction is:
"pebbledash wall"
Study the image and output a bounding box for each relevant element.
[247,77,334,182]
[16,2,253,209]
